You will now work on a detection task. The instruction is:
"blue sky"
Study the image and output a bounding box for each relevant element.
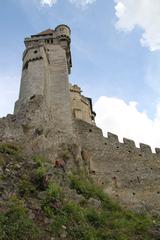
[1,0,160,150]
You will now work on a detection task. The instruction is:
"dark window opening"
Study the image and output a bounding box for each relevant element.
[34,50,38,54]
[30,95,35,100]
[91,115,95,120]
[89,129,92,132]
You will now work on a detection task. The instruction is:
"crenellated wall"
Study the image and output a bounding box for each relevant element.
[74,119,160,214]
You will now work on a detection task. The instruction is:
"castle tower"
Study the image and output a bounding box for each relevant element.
[14,25,73,135]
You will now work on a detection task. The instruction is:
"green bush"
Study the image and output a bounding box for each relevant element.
[32,155,46,167]
[0,143,20,156]
[18,179,36,197]
[47,182,62,199]
[69,175,120,210]
[32,155,49,190]
[0,198,41,240]
[42,183,63,217]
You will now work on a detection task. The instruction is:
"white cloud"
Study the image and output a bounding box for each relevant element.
[94,96,160,150]
[39,0,95,7]
[69,0,95,7]
[40,0,57,6]
[114,0,160,51]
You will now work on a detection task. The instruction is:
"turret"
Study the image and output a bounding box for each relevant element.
[55,24,71,40]
[55,25,72,74]
[14,25,73,137]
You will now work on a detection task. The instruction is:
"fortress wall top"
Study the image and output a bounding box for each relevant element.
[155,148,160,155]
[75,119,160,213]
[107,132,119,143]
[123,138,136,148]
[75,120,159,158]
[106,131,157,156]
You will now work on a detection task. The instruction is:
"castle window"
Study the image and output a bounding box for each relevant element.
[34,50,38,54]
[89,129,92,132]
[30,95,35,100]
[91,115,95,121]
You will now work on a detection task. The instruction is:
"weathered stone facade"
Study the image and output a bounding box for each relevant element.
[14,25,73,137]
[70,84,96,125]
[74,120,160,214]
[1,25,160,214]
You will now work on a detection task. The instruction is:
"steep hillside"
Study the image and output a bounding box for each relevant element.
[0,142,159,240]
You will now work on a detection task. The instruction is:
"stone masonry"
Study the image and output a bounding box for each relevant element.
[1,25,160,214]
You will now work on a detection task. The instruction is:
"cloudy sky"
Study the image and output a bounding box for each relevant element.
[1,0,160,150]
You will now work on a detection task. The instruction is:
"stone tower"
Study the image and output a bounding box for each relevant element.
[14,25,73,135]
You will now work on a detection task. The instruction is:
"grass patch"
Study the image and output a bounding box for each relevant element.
[68,174,153,240]
[0,143,21,156]
[69,174,120,210]
[0,197,41,240]
[18,178,36,197]
[42,183,63,217]
[32,155,49,191]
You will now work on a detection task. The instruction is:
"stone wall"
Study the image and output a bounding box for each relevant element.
[70,85,95,125]
[74,119,160,214]
[15,37,73,138]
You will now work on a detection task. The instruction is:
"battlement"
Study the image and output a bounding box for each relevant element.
[106,132,156,155]
[74,119,160,158]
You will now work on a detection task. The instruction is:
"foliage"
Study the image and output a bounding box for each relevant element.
[42,182,63,217]
[0,197,41,240]
[0,144,156,240]
[18,178,36,197]
[0,143,20,156]
[68,174,153,240]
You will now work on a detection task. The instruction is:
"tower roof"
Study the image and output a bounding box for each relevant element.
[31,29,54,37]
